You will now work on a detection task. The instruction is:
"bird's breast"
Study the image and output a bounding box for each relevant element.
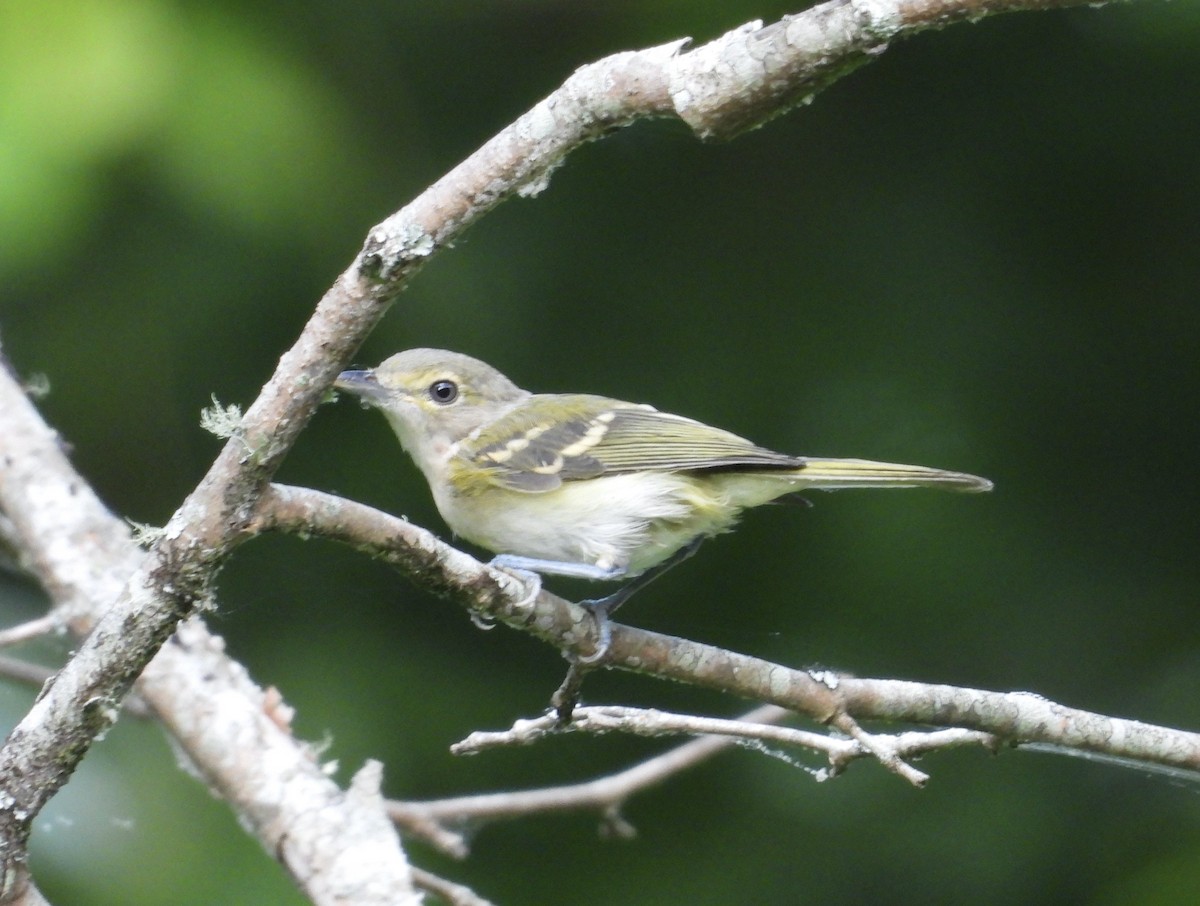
[434,471,745,576]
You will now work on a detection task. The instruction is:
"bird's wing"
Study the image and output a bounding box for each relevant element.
[457,394,800,493]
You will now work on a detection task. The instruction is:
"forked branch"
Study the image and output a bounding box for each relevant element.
[0,0,1155,901]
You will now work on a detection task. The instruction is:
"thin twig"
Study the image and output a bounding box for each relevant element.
[453,705,998,788]
[827,711,929,786]
[409,867,495,906]
[0,656,54,691]
[391,706,793,848]
[0,616,60,649]
[389,704,1000,851]
[452,706,813,756]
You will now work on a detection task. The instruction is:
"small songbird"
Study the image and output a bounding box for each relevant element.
[336,348,991,657]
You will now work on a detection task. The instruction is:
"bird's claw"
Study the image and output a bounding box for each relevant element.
[572,596,616,664]
[488,561,542,608]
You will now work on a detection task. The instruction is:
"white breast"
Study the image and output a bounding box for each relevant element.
[434,471,733,577]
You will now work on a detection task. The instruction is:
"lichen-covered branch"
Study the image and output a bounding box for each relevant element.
[257,486,1200,776]
[0,0,1148,898]
[0,356,418,905]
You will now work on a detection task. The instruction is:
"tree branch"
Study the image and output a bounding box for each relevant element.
[0,619,59,651]
[409,867,495,906]
[256,486,1200,776]
[0,0,1152,898]
[389,705,798,854]
[0,353,420,904]
[664,0,1123,140]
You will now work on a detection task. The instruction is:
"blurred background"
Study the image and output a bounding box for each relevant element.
[2,0,1198,903]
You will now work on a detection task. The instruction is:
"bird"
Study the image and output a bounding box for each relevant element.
[335,348,992,658]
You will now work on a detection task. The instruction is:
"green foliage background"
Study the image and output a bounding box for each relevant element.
[2,1,1198,903]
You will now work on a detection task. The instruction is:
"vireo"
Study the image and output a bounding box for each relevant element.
[336,348,991,656]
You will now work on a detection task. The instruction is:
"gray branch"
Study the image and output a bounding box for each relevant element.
[0,355,418,905]
[256,486,1200,776]
[0,0,1149,900]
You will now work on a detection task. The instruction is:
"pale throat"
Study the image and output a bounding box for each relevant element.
[385,411,454,485]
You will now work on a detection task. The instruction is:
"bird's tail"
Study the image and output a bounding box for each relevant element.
[794,458,993,493]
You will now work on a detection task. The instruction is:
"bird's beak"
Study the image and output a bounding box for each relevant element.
[334,369,387,403]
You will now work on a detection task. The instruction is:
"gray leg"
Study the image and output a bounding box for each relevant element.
[576,536,706,663]
[489,554,627,582]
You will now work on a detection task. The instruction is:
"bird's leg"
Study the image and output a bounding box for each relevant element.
[487,555,621,618]
[488,555,626,582]
[491,538,705,663]
[489,555,629,616]
[575,536,706,664]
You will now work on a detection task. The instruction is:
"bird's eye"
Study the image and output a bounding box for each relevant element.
[428,379,459,404]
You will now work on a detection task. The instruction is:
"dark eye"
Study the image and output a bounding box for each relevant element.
[428,379,458,404]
